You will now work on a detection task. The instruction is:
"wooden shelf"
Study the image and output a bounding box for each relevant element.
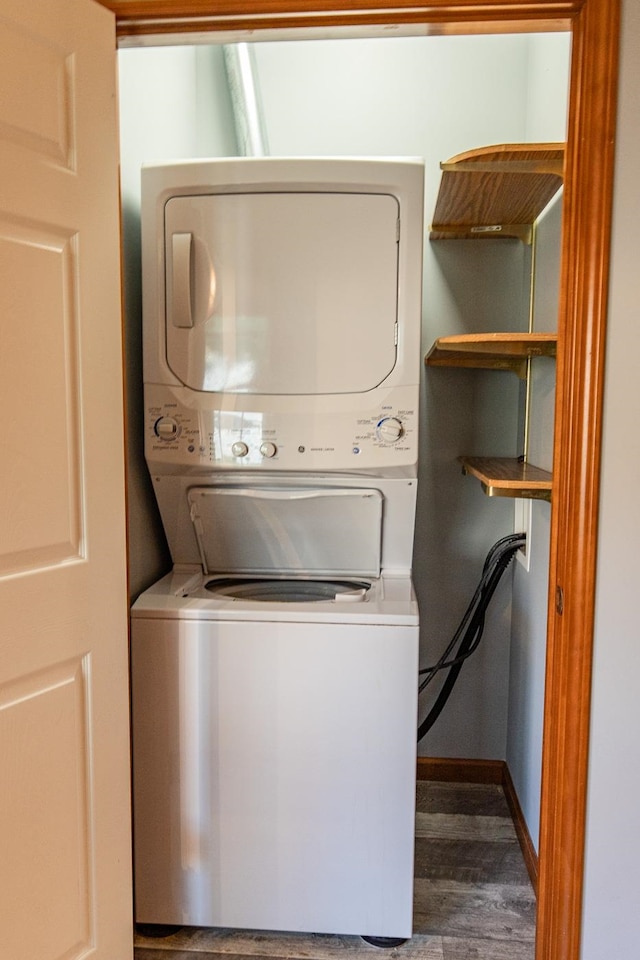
[459,456,552,502]
[429,145,561,501]
[425,332,557,378]
[429,143,564,242]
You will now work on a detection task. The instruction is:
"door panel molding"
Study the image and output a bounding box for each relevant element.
[0,654,93,959]
[0,18,75,167]
[100,3,620,959]
[0,218,83,577]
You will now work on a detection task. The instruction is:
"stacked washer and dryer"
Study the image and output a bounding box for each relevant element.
[131,158,424,941]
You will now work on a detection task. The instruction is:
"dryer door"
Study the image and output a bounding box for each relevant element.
[187,486,383,577]
[164,191,400,395]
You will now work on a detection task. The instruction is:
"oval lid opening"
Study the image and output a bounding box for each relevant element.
[204,577,371,603]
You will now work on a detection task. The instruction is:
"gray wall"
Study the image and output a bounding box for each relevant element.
[252,33,543,761]
[508,193,562,849]
[505,30,568,853]
[257,34,567,767]
[118,46,237,598]
[581,1,640,954]
[118,35,569,841]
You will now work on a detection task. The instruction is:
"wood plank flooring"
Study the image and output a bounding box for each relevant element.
[134,781,536,960]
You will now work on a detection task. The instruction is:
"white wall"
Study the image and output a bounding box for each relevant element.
[581,2,640,954]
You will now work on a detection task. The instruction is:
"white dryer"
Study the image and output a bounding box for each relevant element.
[131,158,424,939]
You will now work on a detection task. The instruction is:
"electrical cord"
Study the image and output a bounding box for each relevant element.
[417,532,526,742]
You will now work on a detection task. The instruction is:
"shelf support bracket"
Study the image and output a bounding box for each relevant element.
[430,223,533,243]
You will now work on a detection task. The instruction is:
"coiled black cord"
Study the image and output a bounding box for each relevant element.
[417,532,526,742]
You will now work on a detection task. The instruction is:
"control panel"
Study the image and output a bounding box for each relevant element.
[145,384,418,474]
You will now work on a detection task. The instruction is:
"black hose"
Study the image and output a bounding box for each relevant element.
[418,533,524,684]
[417,533,525,742]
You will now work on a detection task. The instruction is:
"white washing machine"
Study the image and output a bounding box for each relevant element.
[131,158,424,939]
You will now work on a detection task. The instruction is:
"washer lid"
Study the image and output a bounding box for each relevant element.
[187,486,383,577]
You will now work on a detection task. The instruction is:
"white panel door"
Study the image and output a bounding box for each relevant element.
[0,1,132,959]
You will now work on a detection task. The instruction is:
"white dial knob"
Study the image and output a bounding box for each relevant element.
[376,417,404,443]
[260,441,277,459]
[154,416,179,440]
[231,440,249,458]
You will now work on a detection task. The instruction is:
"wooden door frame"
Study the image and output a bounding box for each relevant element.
[103,3,620,959]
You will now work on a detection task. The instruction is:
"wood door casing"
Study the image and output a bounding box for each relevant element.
[99,3,620,960]
[101,0,576,37]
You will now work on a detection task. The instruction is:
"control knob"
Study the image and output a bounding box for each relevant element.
[376,416,404,443]
[231,441,249,458]
[260,441,277,459]
[154,416,179,441]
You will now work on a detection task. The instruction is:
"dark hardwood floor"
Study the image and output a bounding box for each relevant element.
[134,780,536,960]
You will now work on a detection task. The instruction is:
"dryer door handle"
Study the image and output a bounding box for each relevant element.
[171,232,194,328]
